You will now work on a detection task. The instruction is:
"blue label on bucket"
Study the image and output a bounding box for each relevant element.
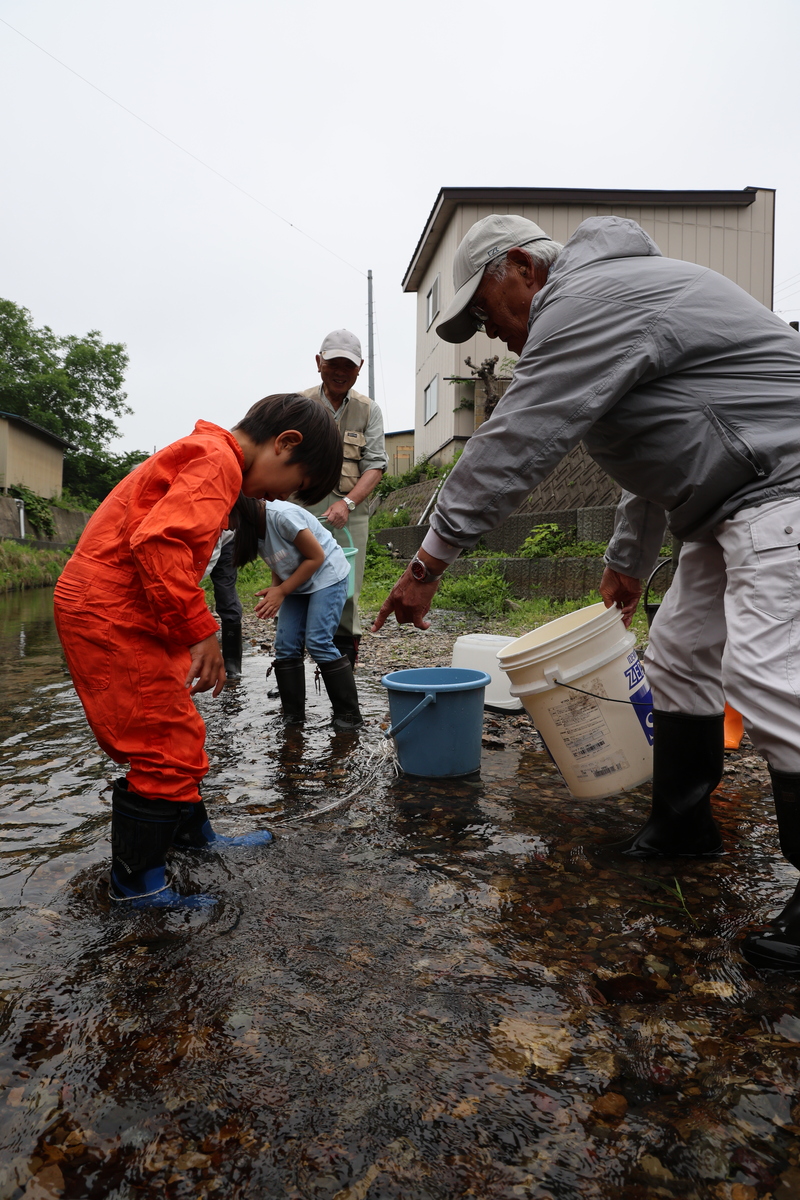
[624,654,645,690]
[630,682,654,745]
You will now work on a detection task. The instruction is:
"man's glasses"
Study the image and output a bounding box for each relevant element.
[469,303,490,331]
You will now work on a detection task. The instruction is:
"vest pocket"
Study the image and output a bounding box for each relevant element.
[339,459,361,493]
[342,429,365,460]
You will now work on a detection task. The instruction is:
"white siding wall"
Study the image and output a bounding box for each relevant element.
[413,190,775,459]
[0,420,64,497]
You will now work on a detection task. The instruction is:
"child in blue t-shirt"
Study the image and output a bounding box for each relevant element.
[255,500,362,730]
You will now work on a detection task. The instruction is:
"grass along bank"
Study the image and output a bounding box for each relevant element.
[0,540,71,592]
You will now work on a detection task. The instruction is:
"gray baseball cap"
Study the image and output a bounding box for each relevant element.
[319,329,363,366]
[436,214,553,344]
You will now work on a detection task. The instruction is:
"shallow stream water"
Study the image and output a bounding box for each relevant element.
[2,589,800,1199]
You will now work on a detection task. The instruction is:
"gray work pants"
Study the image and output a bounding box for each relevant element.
[644,496,800,773]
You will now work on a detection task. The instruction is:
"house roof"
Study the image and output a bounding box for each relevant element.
[402,185,762,293]
[0,410,73,449]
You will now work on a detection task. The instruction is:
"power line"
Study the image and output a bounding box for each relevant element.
[0,15,367,279]
[775,268,800,292]
[774,285,800,307]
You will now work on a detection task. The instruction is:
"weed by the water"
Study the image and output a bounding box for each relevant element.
[0,540,70,591]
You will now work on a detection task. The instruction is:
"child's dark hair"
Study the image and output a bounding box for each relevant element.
[233,392,342,505]
[229,493,265,569]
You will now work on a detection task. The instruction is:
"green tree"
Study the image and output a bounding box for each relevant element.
[0,298,146,505]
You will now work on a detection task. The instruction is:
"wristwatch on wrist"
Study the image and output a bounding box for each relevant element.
[342,497,356,512]
[410,555,444,584]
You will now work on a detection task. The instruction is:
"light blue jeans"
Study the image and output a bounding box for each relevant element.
[274,577,348,663]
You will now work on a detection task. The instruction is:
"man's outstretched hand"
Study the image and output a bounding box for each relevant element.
[599,567,642,628]
[371,565,441,631]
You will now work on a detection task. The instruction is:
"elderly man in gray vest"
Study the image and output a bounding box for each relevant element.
[373,212,800,974]
[301,330,387,666]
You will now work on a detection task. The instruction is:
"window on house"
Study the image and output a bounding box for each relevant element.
[424,375,438,424]
[426,275,440,330]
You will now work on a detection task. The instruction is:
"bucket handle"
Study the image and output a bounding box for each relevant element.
[384,690,436,739]
[542,634,634,688]
[321,518,355,550]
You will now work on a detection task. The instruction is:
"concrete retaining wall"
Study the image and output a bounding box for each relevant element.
[0,496,90,546]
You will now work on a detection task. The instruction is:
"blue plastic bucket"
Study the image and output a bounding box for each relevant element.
[340,527,358,600]
[324,520,358,599]
[381,667,491,777]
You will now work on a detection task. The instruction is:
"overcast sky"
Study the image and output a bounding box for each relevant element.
[2,0,800,455]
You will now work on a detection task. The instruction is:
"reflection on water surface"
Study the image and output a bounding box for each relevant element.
[2,589,800,1199]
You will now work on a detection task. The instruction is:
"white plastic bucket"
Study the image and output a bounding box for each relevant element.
[451,634,523,711]
[497,602,654,799]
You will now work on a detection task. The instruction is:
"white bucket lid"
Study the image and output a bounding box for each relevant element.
[453,634,517,651]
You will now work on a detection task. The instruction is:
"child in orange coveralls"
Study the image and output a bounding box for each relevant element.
[54,393,342,910]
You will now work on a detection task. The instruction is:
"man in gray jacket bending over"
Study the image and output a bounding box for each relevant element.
[373,212,800,974]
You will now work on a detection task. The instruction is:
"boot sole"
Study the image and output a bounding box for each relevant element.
[742,936,800,973]
[621,843,725,859]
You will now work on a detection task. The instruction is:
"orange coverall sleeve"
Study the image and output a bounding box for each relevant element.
[129,444,241,645]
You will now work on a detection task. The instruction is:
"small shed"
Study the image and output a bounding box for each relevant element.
[0,411,70,499]
[384,429,415,477]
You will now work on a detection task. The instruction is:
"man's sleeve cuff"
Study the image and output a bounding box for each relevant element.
[421,530,462,564]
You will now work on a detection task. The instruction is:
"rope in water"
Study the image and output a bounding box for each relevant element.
[265,736,398,828]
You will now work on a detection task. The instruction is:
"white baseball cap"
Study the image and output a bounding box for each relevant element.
[319,329,363,367]
[436,214,553,344]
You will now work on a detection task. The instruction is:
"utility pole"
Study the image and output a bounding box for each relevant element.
[367,269,375,400]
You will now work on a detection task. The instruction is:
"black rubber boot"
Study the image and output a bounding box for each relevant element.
[742,769,800,971]
[333,633,360,669]
[318,655,363,730]
[221,621,243,681]
[623,710,725,858]
[173,799,273,849]
[273,657,306,724]
[109,779,216,909]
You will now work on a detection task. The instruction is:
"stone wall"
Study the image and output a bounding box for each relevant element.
[372,442,622,526]
[446,556,674,603]
[375,505,621,559]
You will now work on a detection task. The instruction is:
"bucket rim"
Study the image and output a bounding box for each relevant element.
[498,602,626,668]
[381,667,491,693]
[453,633,517,648]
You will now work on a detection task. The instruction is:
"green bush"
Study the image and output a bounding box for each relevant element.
[9,485,56,540]
[518,523,606,559]
[433,562,511,617]
[370,507,411,532]
[518,523,565,557]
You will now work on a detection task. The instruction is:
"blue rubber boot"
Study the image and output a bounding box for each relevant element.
[172,800,274,850]
[109,780,217,910]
